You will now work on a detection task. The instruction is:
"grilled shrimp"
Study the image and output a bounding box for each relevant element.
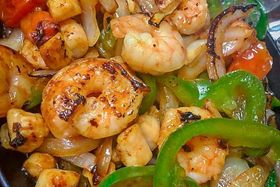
[0,46,37,117]
[111,14,186,75]
[170,0,209,35]
[159,107,228,184]
[41,58,148,139]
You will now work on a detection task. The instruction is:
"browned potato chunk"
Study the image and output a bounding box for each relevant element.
[20,40,47,69]
[36,169,80,187]
[39,32,71,70]
[47,0,81,22]
[60,19,89,58]
[7,109,49,153]
[23,153,56,178]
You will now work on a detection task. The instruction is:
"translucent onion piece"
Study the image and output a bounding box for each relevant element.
[211,157,249,187]
[229,165,269,187]
[63,153,96,171]
[80,0,100,47]
[29,70,57,78]
[274,161,280,186]
[158,85,179,117]
[178,55,207,80]
[96,138,112,177]
[99,0,117,13]
[206,5,255,80]
[136,0,159,16]
[0,29,24,51]
[37,136,100,157]
[115,0,130,17]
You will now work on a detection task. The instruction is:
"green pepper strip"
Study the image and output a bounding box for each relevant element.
[154,118,280,187]
[138,74,157,114]
[99,166,155,187]
[22,86,43,110]
[205,70,266,122]
[157,75,200,106]
[265,170,277,187]
[157,70,266,122]
[272,96,280,109]
[97,27,116,58]
[207,0,223,19]
[247,0,268,40]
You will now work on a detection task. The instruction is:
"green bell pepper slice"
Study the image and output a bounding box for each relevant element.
[157,75,200,106]
[154,118,280,187]
[22,86,43,110]
[205,70,266,122]
[265,169,277,187]
[96,27,116,58]
[208,0,223,19]
[138,74,157,114]
[99,166,154,187]
[157,70,266,122]
[272,96,280,109]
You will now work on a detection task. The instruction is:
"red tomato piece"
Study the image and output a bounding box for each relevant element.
[228,42,273,80]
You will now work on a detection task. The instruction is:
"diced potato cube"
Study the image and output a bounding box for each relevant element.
[60,19,89,58]
[7,109,49,153]
[20,40,47,69]
[23,153,56,178]
[36,169,80,187]
[47,0,82,22]
[39,32,71,70]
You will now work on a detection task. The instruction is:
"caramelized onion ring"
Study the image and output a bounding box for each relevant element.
[37,136,100,157]
[206,4,255,80]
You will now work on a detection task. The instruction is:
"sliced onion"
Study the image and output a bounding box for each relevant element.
[185,39,207,65]
[222,21,254,56]
[204,100,222,118]
[37,136,100,157]
[229,165,269,187]
[80,0,100,47]
[149,0,180,26]
[211,156,249,187]
[206,5,255,80]
[63,153,96,171]
[0,29,24,51]
[99,0,117,13]
[274,161,280,186]
[158,85,179,117]
[178,54,207,80]
[96,138,112,177]
[115,0,130,17]
[136,0,159,16]
[29,70,57,78]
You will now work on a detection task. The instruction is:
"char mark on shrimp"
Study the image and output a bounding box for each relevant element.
[114,62,150,92]
[57,93,86,121]
[179,111,201,123]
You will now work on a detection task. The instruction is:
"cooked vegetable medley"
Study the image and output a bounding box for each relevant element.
[0,0,279,186]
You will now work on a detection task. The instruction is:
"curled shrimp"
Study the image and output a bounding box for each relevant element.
[159,107,228,184]
[170,0,209,35]
[111,14,186,75]
[41,58,148,139]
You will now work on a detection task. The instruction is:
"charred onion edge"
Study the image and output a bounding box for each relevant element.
[28,70,57,78]
[206,4,256,80]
